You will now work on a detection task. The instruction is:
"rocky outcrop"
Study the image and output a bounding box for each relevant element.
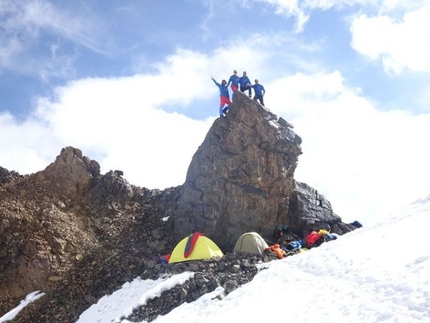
[160,92,350,250]
[36,146,100,197]
[290,181,354,236]
[162,92,302,249]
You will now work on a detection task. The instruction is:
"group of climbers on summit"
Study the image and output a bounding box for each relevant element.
[212,70,266,117]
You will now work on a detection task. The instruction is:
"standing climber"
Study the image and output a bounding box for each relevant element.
[239,71,252,98]
[211,77,232,117]
[226,70,240,101]
[250,79,265,106]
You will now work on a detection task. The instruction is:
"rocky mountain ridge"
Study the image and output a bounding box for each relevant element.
[0,92,356,322]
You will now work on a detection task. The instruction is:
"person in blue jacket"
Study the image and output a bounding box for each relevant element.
[250,79,265,106]
[226,70,240,101]
[211,77,232,117]
[238,71,252,97]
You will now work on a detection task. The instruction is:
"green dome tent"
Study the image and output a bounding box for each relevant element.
[233,232,269,255]
[169,232,224,264]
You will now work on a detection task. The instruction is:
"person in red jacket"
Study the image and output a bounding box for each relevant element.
[211,77,232,117]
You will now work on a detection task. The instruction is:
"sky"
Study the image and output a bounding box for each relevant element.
[2,194,430,323]
[1,0,430,226]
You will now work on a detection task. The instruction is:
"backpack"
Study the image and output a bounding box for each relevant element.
[305,231,324,248]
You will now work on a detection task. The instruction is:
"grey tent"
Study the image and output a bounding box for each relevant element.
[233,232,269,255]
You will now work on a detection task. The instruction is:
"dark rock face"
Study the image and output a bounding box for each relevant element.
[289,181,355,236]
[160,92,351,250]
[162,92,302,250]
[0,94,358,322]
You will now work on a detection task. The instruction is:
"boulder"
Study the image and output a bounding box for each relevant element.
[289,181,354,236]
[163,92,303,250]
[161,92,352,249]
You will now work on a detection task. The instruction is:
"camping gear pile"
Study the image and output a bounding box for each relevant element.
[158,224,339,265]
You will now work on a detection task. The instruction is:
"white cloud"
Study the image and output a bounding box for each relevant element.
[267,71,430,225]
[32,79,215,189]
[198,0,215,40]
[0,112,58,171]
[350,5,430,73]
[255,0,309,32]
[258,0,425,17]
[254,0,378,32]
[1,48,235,188]
[379,0,430,12]
[0,0,107,78]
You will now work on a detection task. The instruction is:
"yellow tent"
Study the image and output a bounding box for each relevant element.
[169,233,224,264]
[233,232,269,255]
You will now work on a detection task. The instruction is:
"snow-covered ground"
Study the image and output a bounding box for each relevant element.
[3,195,430,323]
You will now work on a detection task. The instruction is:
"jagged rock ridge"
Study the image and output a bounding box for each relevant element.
[0,147,172,322]
[0,94,356,322]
